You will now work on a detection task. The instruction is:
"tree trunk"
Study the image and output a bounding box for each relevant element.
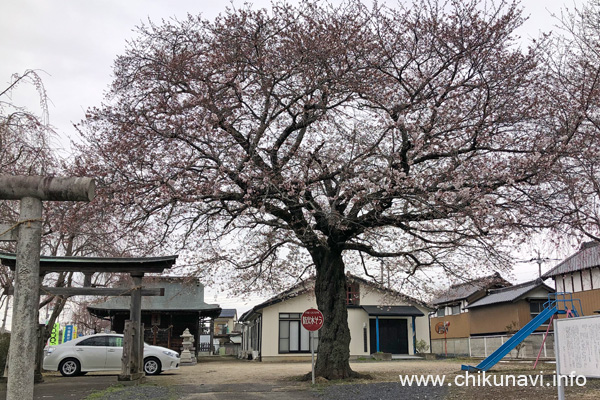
[1,294,9,331]
[311,246,360,380]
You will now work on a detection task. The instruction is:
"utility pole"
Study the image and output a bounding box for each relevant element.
[0,175,94,400]
[517,249,560,279]
[535,250,543,278]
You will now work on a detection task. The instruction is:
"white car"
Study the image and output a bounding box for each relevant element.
[43,333,180,377]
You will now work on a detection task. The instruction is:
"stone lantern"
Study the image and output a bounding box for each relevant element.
[180,328,196,365]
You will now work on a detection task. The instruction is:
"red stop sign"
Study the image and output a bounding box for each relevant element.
[301,308,324,331]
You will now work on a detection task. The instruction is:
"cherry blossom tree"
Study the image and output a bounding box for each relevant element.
[78,0,561,379]
[525,0,600,245]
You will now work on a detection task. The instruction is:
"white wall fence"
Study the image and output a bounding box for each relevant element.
[431,332,555,359]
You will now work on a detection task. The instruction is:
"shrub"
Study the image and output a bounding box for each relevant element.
[415,339,430,354]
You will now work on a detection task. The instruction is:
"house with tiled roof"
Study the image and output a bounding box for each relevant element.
[88,277,221,355]
[432,272,511,317]
[238,274,433,361]
[465,279,555,336]
[429,274,553,356]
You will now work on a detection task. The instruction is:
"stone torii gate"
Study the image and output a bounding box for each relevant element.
[1,252,177,383]
[0,175,94,400]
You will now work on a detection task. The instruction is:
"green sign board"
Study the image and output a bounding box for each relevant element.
[49,323,60,346]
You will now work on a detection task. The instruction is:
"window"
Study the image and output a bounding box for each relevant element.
[346,283,360,306]
[451,305,460,315]
[77,336,107,346]
[107,336,123,347]
[530,300,550,324]
[217,324,228,335]
[279,313,318,353]
[436,308,445,317]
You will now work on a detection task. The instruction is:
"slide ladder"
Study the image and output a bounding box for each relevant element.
[461,292,583,373]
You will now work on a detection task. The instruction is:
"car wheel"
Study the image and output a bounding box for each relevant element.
[59,358,81,377]
[143,357,161,375]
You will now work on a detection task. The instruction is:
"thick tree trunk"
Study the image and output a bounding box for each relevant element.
[311,246,360,380]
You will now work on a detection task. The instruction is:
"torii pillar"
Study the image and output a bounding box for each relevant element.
[0,175,94,400]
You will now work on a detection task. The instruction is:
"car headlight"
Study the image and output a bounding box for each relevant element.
[163,350,176,357]
[46,347,55,354]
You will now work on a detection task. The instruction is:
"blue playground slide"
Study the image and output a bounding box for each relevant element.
[461,293,582,373]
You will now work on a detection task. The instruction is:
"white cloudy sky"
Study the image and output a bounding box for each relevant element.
[0,0,584,310]
[0,0,577,152]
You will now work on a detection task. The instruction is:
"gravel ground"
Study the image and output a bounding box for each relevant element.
[4,358,598,399]
[81,381,448,400]
[85,384,177,400]
[318,382,447,400]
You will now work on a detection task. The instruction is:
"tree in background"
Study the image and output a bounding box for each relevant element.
[78,0,563,379]
[526,0,600,244]
[69,300,110,334]
[1,70,58,330]
[0,70,56,177]
[0,71,140,334]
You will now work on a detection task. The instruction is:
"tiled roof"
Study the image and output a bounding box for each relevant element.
[87,277,221,317]
[239,274,432,322]
[466,279,553,309]
[543,242,600,278]
[431,272,511,305]
[218,309,237,319]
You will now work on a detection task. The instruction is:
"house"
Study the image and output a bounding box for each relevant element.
[429,273,511,342]
[430,275,554,357]
[542,241,600,316]
[238,274,433,362]
[213,309,241,355]
[214,309,237,336]
[87,277,221,355]
[465,279,555,335]
[432,272,512,317]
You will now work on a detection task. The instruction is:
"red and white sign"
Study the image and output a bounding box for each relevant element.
[301,308,324,331]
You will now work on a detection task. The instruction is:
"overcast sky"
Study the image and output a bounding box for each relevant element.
[0,0,583,311]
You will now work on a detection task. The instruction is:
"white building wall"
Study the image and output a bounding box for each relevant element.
[556,277,564,292]
[592,268,600,290]
[573,272,583,292]
[359,286,430,354]
[348,308,369,356]
[414,310,431,348]
[582,269,592,291]
[527,287,553,299]
[260,293,318,359]
[256,283,431,359]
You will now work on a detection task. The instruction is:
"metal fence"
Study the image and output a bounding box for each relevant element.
[198,342,212,352]
[431,332,555,359]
